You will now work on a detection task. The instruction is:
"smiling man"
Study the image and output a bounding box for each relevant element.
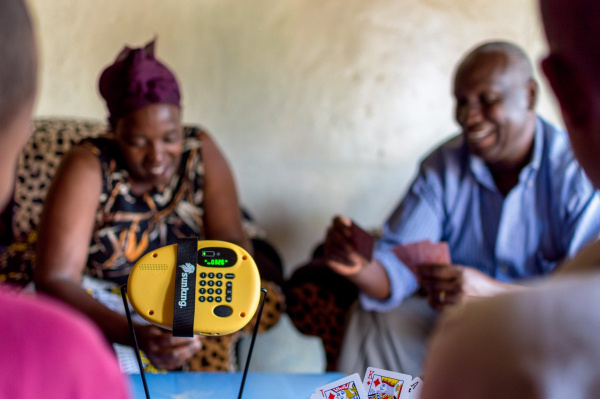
[420,3,600,396]
[324,40,600,376]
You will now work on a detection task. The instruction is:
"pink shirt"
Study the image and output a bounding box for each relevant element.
[0,286,130,398]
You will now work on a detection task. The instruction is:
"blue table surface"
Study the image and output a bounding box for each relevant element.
[129,372,346,399]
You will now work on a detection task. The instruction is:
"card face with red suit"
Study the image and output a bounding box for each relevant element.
[313,368,424,399]
[363,367,412,399]
[315,373,368,399]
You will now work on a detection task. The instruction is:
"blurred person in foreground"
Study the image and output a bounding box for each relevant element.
[421,1,600,398]
[0,1,129,397]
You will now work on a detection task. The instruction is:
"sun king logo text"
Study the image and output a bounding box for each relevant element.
[178,263,195,308]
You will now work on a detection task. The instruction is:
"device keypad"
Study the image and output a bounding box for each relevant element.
[198,271,236,304]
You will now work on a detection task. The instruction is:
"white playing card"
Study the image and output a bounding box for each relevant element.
[315,373,368,399]
[310,393,322,399]
[362,367,413,399]
[407,377,423,399]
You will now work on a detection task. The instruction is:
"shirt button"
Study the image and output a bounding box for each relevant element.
[500,265,509,274]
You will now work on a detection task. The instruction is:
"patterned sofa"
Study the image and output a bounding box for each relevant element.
[0,118,285,372]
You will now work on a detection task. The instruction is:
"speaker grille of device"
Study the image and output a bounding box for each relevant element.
[139,264,168,270]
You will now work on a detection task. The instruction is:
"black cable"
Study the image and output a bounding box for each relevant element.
[120,285,151,399]
[237,287,268,399]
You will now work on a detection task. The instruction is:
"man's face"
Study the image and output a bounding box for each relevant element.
[454,52,535,169]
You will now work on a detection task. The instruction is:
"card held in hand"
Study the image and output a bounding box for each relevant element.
[363,367,412,399]
[407,377,423,399]
[350,221,375,262]
[315,373,368,399]
[392,241,425,272]
[419,241,450,264]
[392,240,450,272]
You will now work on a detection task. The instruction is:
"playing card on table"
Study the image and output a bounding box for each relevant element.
[407,377,423,399]
[350,221,375,261]
[362,367,412,399]
[315,373,368,399]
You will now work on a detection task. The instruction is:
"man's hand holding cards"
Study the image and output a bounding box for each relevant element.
[349,221,375,262]
[312,367,423,399]
[323,216,375,277]
[391,240,456,310]
[391,240,450,272]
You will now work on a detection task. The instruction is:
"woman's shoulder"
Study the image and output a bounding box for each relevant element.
[45,139,104,204]
[78,133,118,155]
[182,125,210,150]
[60,140,104,173]
[181,125,223,166]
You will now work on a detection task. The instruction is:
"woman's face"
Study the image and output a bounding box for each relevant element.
[115,103,183,191]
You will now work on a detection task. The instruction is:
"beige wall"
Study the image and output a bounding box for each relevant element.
[28,0,561,273]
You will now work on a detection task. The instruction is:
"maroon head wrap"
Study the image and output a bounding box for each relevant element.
[98,40,181,128]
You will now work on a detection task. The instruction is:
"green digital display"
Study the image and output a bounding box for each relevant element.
[198,247,237,268]
[204,259,229,266]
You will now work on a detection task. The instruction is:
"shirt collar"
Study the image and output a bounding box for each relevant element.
[469,116,544,191]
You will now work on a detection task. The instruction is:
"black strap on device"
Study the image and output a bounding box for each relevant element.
[173,237,198,337]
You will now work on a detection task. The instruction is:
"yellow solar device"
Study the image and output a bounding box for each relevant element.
[127,238,261,337]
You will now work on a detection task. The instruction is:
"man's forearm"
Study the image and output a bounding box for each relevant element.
[346,259,391,301]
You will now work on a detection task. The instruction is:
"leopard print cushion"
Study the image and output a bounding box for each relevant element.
[286,283,352,371]
[12,118,107,240]
[285,260,359,371]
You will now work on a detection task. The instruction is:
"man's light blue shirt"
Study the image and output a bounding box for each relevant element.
[362,117,600,312]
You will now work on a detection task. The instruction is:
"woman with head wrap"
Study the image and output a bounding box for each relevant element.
[34,41,255,370]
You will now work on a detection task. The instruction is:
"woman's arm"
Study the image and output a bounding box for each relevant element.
[34,145,136,343]
[200,132,252,253]
[34,145,201,369]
